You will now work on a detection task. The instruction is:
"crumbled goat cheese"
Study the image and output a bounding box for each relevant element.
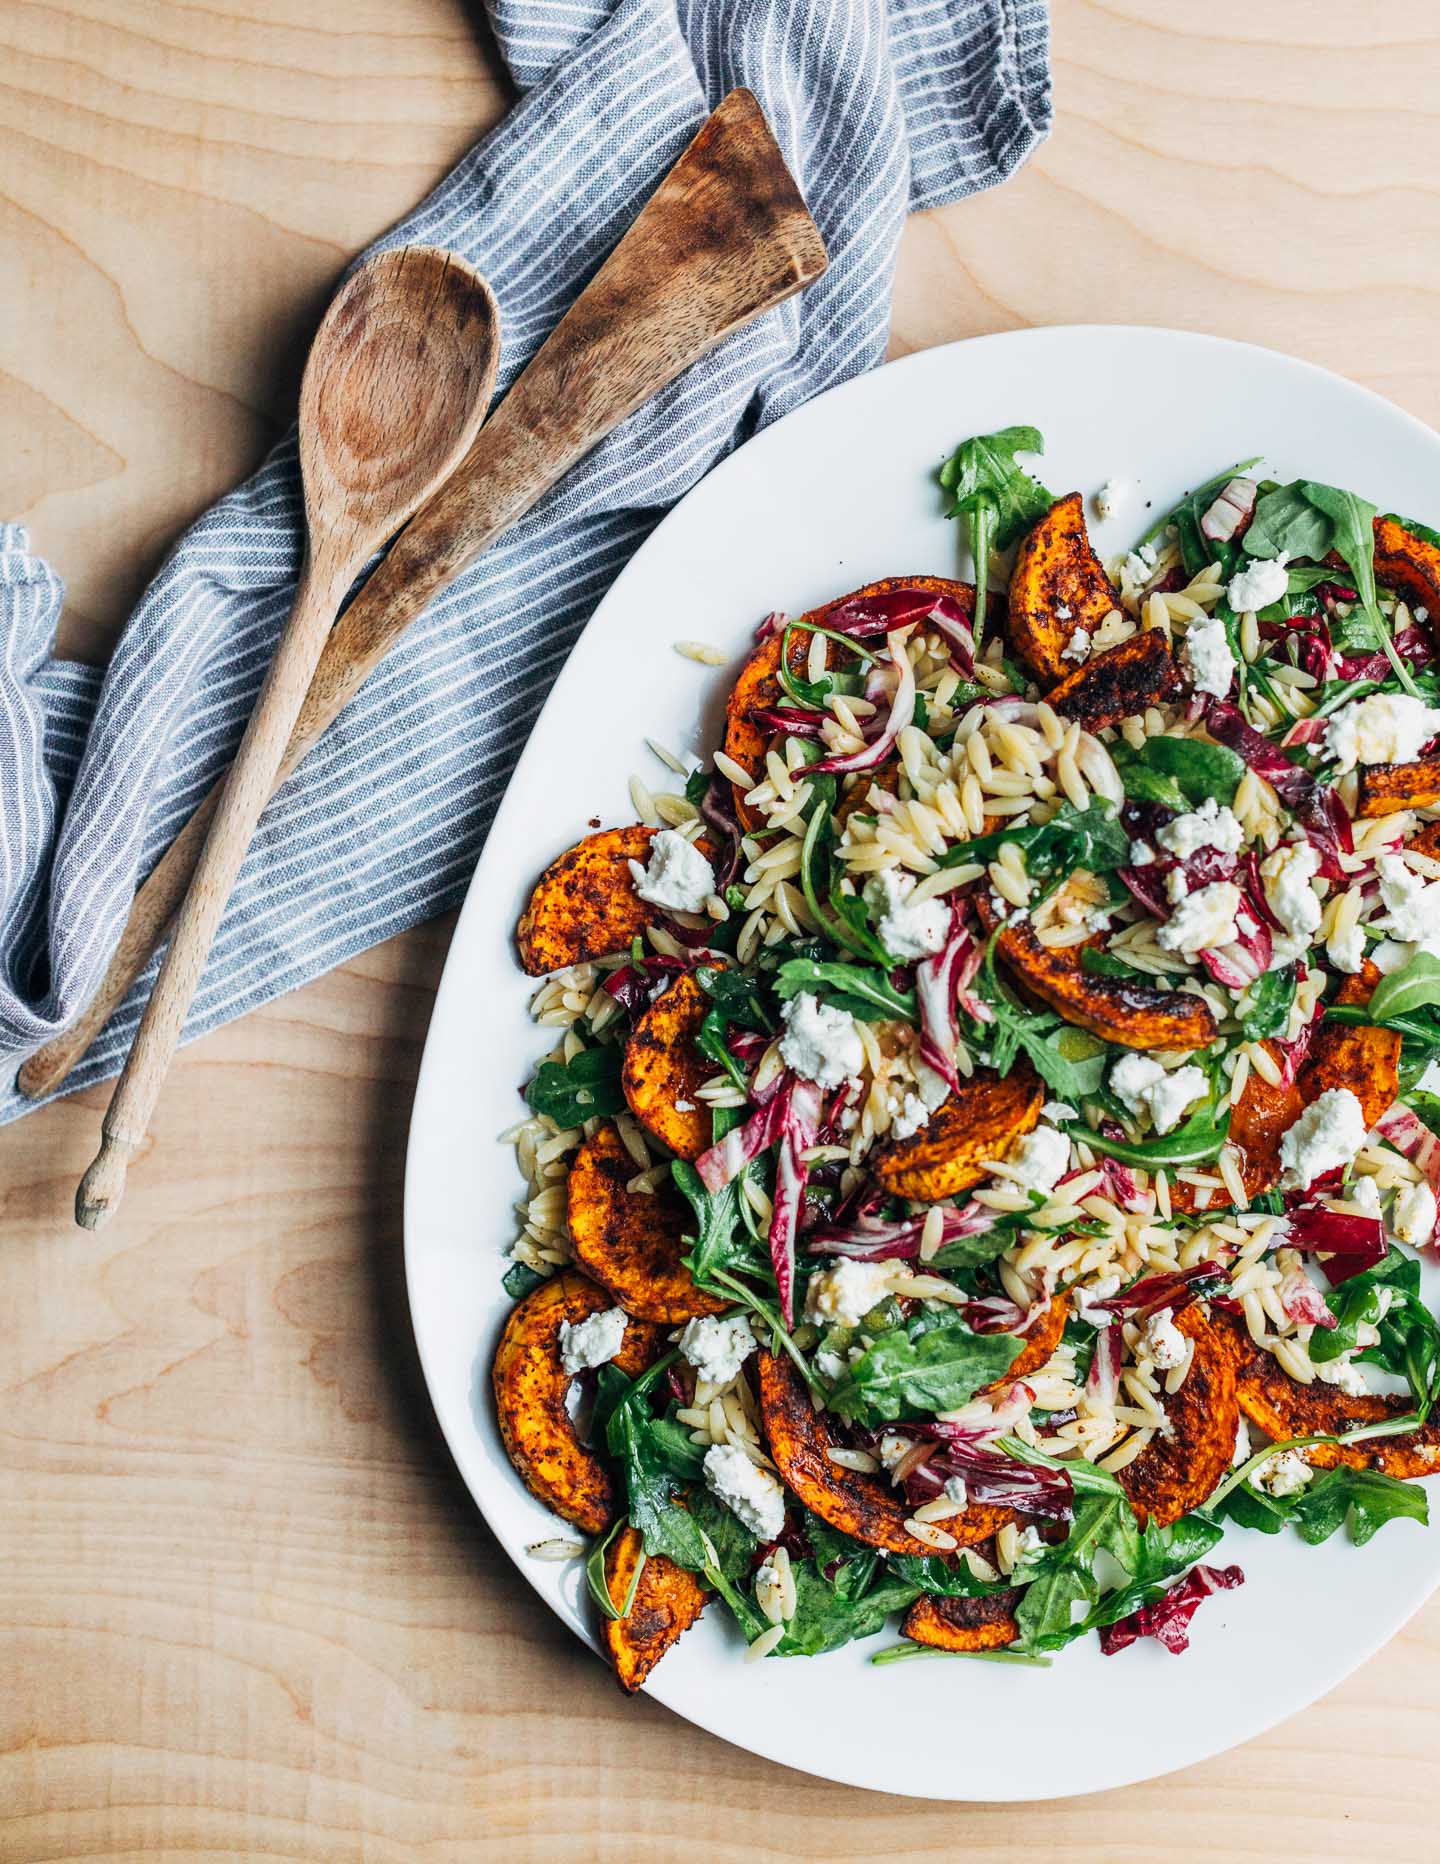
[1109,1055,1208,1135]
[1326,917,1366,975]
[1004,1124,1071,1194]
[815,1349,847,1383]
[677,1313,756,1385]
[1156,798,1244,860]
[1014,1525,1045,1558]
[557,1306,629,1376]
[879,1431,914,1471]
[1074,1272,1121,1326]
[1094,479,1127,522]
[1165,866,1191,904]
[889,1092,931,1141]
[1041,1100,1079,1123]
[1123,542,1158,585]
[1061,627,1091,664]
[1157,880,1242,955]
[1055,603,1073,620]
[1327,692,1440,774]
[1376,854,1440,951]
[1226,552,1290,614]
[1315,1355,1371,1398]
[703,1442,786,1541]
[628,828,715,913]
[1394,1180,1438,1247]
[1347,1174,1383,1219]
[805,1258,897,1328]
[779,991,863,1089]
[868,868,949,961]
[1260,841,1322,940]
[1232,1417,1252,1466]
[1128,839,1156,866]
[1278,1087,1367,1190]
[943,1475,969,1507]
[1183,614,1237,698]
[753,1560,785,1618]
[1255,1449,1314,1498]
[1141,1306,1187,1370]
[1268,930,1311,971]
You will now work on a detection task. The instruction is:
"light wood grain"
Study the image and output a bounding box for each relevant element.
[5,1,1440,1856]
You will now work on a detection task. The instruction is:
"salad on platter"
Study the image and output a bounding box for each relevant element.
[491,428,1440,1687]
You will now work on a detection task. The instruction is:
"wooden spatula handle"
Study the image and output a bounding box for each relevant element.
[22,89,826,1106]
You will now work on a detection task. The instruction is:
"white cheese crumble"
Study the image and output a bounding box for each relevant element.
[1128,839,1156,866]
[1041,1100,1079,1123]
[1004,1123,1071,1194]
[1109,1055,1208,1135]
[1278,1087,1367,1190]
[943,1475,969,1507]
[889,1092,931,1141]
[1226,551,1290,614]
[1156,798,1245,860]
[1061,627,1091,664]
[1254,1449,1313,1498]
[1094,479,1127,522]
[1182,613,1237,698]
[1326,692,1440,774]
[1232,1417,1253,1466]
[703,1442,786,1541]
[1315,1356,1372,1398]
[1326,917,1366,975]
[1141,1306,1187,1370]
[1376,854,1440,951]
[1123,542,1158,586]
[1394,1180,1438,1247]
[1260,840,1322,940]
[557,1306,629,1376]
[628,828,715,913]
[1157,879,1242,955]
[779,991,863,1089]
[879,1431,914,1471]
[677,1312,756,1385]
[805,1258,897,1329]
[868,868,950,961]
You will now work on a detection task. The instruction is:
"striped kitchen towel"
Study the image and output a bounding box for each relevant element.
[0,0,1050,1121]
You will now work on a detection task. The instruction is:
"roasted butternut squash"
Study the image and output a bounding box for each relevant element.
[902,1587,1019,1652]
[871,1064,1043,1203]
[517,826,656,976]
[1008,493,1119,685]
[1116,1309,1238,1527]
[621,971,712,1161]
[602,1526,708,1692]
[567,1122,727,1322]
[1046,629,1178,731]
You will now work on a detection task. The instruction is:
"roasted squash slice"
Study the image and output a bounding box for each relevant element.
[1116,1309,1238,1527]
[602,1525,708,1692]
[871,1064,1044,1202]
[492,1271,660,1534]
[1008,492,1119,686]
[1170,982,1400,1215]
[1374,513,1440,622]
[517,826,656,976]
[1046,629,1178,731]
[621,971,712,1161]
[975,900,1219,1053]
[986,1293,1069,1390]
[757,1349,1016,1554]
[567,1122,727,1322]
[902,1587,1019,1652]
[1355,754,1440,819]
[1222,1317,1440,1480]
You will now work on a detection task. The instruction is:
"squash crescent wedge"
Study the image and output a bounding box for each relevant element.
[516,826,656,976]
[1374,512,1440,621]
[602,1525,708,1692]
[986,1293,1068,1390]
[1223,1317,1440,1480]
[756,1349,1016,1554]
[1115,1308,1238,1527]
[1355,754,1440,819]
[492,1271,661,1534]
[902,1587,1019,1652]
[1008,492,1119,685]
[621,971,712,1161]
[1046,629,1178,732]
[975,899,1219,1053]
[871,1064,1044,1202]
[567,1122,727,1322]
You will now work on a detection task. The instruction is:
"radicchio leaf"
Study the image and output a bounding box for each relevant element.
[1099,1563,1244,1656]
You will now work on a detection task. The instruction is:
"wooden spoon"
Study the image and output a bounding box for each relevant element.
[27,89,825,1112]
[74,247,499,1229]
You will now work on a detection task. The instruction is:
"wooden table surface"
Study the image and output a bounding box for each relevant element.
[5,3,1440,1857]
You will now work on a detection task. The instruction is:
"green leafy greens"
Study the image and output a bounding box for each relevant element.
[939,426,1052,649]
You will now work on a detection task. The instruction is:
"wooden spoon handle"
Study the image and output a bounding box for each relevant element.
[74,557,344,1228]
[21,88,824,1105]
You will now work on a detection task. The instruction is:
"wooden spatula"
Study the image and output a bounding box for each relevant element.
[30,89,826,1125]
[73,247,500,1228]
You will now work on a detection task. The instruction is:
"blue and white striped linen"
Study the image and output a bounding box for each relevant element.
[0,0,1050,1121]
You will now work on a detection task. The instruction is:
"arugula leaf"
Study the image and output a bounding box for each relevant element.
[1245,481,1335,562]
[1241,965,1297,1041]
[1132,733,1246,806]
[797,783,891,967]
[777,1566,922,1656]
[1369,952,1440,1024]
[585,1518,639,1621]
[694,964,772,1091]
[1290,1465,1430,1547]
[1110,742,1189,812]
[1065,1107,1230,1170]
[826,1314,1021,1426]
[773,956,915,1022]
[524,1044,625,1126]
[672,1159,749,1286]
[939,426,1052,647]
[1138,459,1261,574]
[937,798,1130,883]
[502,1260,547,1300]
[684,1492,768,1639]
[1015,1561,1094,1653]
[982,988,1111,1103]
[888,1552,1020,1598]
[602,1360,712,1570]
